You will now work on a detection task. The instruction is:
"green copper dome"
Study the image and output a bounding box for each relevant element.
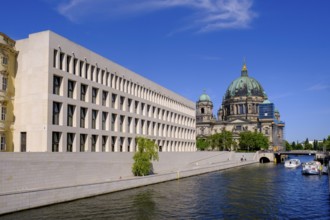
[199,91,211,102]
[225,64,267,99]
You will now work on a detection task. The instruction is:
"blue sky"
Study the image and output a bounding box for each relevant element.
[2,0,330,142]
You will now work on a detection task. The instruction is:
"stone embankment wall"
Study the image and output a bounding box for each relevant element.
[0,152,257,215]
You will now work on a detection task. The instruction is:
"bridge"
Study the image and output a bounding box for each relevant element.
[257,150,323,164]
[274,150,317,156]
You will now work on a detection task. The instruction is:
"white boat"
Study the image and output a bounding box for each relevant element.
[284,159,301,168]
[302,161,322,175]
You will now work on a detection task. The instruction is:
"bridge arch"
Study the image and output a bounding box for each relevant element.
[259,157,270,163]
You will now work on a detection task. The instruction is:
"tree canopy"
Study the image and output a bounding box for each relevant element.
[196,138,209,151]
[132,137,159,176]
[197,130,234,151]
[286,135,330,151]
[238,131,269,151]
[208,130,233,150]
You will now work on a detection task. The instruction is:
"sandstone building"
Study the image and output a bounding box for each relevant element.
[0,33,17,152]
[1,31,196,152]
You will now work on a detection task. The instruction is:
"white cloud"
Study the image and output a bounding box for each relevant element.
[307,83,330,91]
[56,0,256,32]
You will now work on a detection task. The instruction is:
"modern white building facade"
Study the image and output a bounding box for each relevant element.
[14,31,196,152]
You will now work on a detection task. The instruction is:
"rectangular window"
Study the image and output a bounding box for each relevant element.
[111,94,117,108]
[102,112,107,130]
[102,136,107,152]
[141,120,145,134]
[120,96,125,110]
[141,103,145,115]
[66,55,71,73]
[68,80,75,98]
[80,107,87,128]
[67,105,75,126]
[111,136,116,152]
[92,87,98,104]
[53,75,62,95]
[80,134,86,152]
[147,121,150,135]
[127,98,132,112]
[80,84,87,101]
[120,115,124,132]
[135,101,139,114]
[52,102,61,125]
[147,105,150,117]
[92,109,98,129]
[52,132,61,152]
[120,137,124,152]
[85,64,90,78]
[101,70,105,85]
[73,58,77,75]
[106,72,110,86]
[110,74,114,88]
[91,135,97,152]
[53,49,57,68]
[127,138,131,152]
[2,76,7,91]
[96,68,100,83]
[135,118,139,134]
[102,91,108,106]
[79,60,84,77]
[91,66,95,81]
[0,135,6,151]
[21,132,26,152]
[59,53,64,70]
[67,133,75,152]
[111,114,116,131]
[128,117,132,133]
[1,106,6,121]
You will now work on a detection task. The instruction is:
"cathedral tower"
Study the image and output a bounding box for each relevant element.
[196,91,214,123]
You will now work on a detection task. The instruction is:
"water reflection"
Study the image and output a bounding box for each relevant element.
[132,190,156,220]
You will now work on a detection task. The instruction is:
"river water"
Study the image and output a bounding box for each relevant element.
[2,155,330,220]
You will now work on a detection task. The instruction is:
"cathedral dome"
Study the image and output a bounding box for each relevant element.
[199,91,211,102]
[225,64,267,99]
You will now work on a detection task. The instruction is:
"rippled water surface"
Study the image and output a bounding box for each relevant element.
[2,155,330,220]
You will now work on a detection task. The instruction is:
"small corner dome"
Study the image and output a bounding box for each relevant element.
[274,109,279,113]
[199,92,211,102]
[262,99,272,104]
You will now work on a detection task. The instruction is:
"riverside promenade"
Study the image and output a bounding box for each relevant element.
[0,151,258,215]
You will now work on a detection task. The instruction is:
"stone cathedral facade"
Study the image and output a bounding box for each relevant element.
[196,64,285,150]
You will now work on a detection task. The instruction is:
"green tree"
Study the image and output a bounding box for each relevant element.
[238,131,269,151]
[132,137,159,176]
[196,138,209,151]
[313,140,318,151]
[291,141,296,150]
[284,140,292,151]
[208,133,221,150]
[304,138,313,150]
[325,135,330,151]
[296,143,303,150]
[220,130,233,151]
[207,131,233,151]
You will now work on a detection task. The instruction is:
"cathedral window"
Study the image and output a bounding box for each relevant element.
[201,108,205,114]
[2,76,7,91]
[0,135,6,151]
[236,125,242,131]
[2,56,8,65]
